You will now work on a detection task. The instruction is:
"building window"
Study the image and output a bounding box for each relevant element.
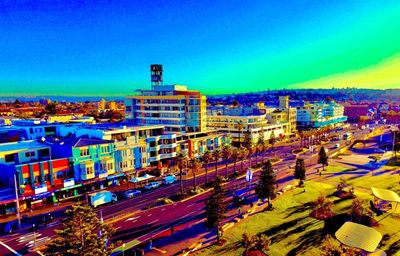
[25,151,35,157]
[86,166,94,175]
[5,154,15,162]
[101,146,109,153]
[80,148,89,156]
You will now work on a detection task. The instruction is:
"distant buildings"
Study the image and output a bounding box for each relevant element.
[296,100,347,129]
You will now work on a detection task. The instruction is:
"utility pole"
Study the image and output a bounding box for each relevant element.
[14,174,21,231]
[392,129,396,158]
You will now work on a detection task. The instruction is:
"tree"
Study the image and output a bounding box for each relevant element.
[231,148,240,177]
[241,233,271,254]
[212,149,222,177]
[255,160,277,206]
[243,130,252,149]
[318,146,328,171]
[176,153,187,195]
[190,158,202,192]
[294,158,306,184]
[201,151,212,185]
[45,102,58,115]
[313,195,334,219]
[205,176,227,243]
[46,204,115,256]
[269,130,276,150]
[238,147,248,172]
[237,121,244,147]
[256,133,265,165]
[222,145,232,179]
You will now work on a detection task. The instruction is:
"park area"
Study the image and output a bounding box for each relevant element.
[198,158,400,256]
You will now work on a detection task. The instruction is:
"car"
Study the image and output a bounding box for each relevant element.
[38,213,54,225]
[123,189,142,198]
[3,220,18,233]
[144,181,161,190]
[334,144,340,148]
[162,174,177,185]
[374,149,385,153]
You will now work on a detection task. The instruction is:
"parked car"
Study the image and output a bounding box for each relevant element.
[123,189,142,198]
[162,174,177,185]
[375,148,385,153]
[144,181,161,190]
[3,220,18,233]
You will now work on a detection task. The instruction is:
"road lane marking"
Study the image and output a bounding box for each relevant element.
[186,203,196,208]
[115,226,122,230]
[125,216,140,222]
[148,219,159,225]
[0,241,23,256]
[147,213,152,217]
[160,208,166,211]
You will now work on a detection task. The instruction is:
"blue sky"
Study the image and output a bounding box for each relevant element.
[1,0,400,96]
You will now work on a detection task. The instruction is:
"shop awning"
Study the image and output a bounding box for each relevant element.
[335,222,382,252]
[107,173,125,180]
[371,187,400,203]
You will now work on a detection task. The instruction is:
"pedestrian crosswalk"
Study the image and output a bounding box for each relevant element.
[17,232,51,250]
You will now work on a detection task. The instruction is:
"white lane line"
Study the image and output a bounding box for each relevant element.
[125,216,140,222]
[115,226,122,230]
[186,203,196,208]
[0,241,23,256]
[36,251,45,256]
[160,208,166,211]
[148,219,159,225]
[147,213,152,217]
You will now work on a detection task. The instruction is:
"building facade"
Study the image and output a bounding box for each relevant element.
[125,84,207,133]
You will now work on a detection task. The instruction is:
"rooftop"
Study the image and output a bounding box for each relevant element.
[0,140,49,153]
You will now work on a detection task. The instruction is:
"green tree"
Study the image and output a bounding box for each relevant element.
[255,160,277,206]
[205,176,227,243]
[231,148,240,177]
[201,151,212,185]
[46,204,115,256]
[45,102,58,115]
[222,145,232,179]
[176,153,187,195]
[243,130,252,149]
[318,146,328,171]
[294,158,306,183]
[190,157,201,192]
[212,149,222,177]
[269,130,276,150]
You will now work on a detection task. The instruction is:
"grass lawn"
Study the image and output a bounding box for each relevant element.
[198,180,400,256]
[323,165,350,173]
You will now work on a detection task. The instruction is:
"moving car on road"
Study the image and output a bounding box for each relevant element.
[144,181,161,190]
[123,189,142,198]
[38,213,54,225]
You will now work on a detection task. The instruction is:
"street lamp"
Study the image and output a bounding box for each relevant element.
[122,243,126,256]
[13,174,21,231]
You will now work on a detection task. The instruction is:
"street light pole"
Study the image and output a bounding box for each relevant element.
[13,174,21,231]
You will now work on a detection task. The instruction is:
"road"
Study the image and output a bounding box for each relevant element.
[0,125,374,255]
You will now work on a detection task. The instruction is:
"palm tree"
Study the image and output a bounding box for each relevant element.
[201,151,212,185]
[231,148,240,176]
[190,157,201,192]
[176,153,187,195]
[212,149,222,177]
[237,121,244,147]
[247,145,254,168]
[222,145,232,179]
[239,147,248,172]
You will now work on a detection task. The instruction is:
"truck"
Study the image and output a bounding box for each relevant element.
[162,174,177,185]
[88,191,117,208]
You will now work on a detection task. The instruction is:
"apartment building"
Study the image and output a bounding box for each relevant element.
[296,100,347,129]
[125,84,207,133]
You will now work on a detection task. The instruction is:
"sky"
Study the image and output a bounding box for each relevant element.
[1,0,400,96]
